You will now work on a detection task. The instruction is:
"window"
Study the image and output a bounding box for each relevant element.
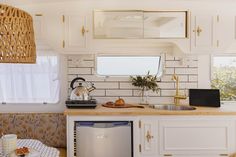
[211,55,236,101]
[0,55,60,104]
[96,55,162,76]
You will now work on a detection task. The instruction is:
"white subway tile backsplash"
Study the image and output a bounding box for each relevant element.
[165,60,188,68]
[188,60,198,68]
[81,75,106,82]
[161,90,176,97]
[161,75,188,82]
[164,68,175,75]
[158,82,175,89]
[68,75,78,82]
[68,60,94,68]
[175,68,198,75]
[106,90,132,96]
[93,82,119,89]
[68,54,94,61]
[133,90,143,97]
[90,90,106,97]
[148,97,174,104]
[133,90,161,97]
[189,75,198,82]
[178,82,198,89]
[67,54,199,104]
[68,68,92,75]
[119,82,139,89]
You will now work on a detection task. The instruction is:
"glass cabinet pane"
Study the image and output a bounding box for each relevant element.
[94,11,143,39]
[144,11,187,38]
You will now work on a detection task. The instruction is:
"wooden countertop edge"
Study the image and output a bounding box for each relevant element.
[64,113,236,116]
[64,105,236,116]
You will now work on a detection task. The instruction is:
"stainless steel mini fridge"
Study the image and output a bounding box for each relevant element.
[76,121,132,157]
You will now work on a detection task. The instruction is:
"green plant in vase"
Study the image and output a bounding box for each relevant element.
[130,72,160,105]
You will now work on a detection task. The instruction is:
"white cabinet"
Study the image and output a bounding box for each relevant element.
[139,119,158,156]
[191,13,235,53]
[67,116,236,157]
[159,119,235,157]
[33,14,45,41]
[191,14,218,52]
[63,13,89,51]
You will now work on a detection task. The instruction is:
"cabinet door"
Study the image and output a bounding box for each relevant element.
[63,13,88,50]
[33,14,45,41]
[214,14,235,53]
[159,120,235,156]
[191,14,216,52]
[139,119,158,156]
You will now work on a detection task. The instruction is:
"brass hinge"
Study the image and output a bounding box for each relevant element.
[217,40,219,47]
[139,144,141,153]
[62,15,65,23]
[62,40,65,48]
[217,15,220,22]
[164,154,173,156]
[139,120,141,128]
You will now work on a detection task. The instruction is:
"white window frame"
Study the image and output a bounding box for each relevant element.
[95,53,164,77]
[0,54,61,105]
[211,54,236,104]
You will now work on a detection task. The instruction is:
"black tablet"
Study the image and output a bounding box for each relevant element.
[189,89,221,107]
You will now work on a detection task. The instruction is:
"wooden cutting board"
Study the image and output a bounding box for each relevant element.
[102,103,145,108]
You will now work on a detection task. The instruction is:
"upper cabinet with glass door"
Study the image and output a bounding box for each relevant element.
[94,10,143,39]
[144,11,187,38]
[94,10,188,39]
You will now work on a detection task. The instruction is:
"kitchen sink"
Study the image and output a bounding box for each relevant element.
[150,104,196,111]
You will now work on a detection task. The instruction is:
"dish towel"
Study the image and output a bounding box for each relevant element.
[0,139,59,157]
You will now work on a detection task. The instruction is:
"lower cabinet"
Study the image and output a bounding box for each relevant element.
[139,118,235,157]
[139,119,158,156]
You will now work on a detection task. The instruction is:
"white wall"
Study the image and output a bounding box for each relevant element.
[198,55,211,89]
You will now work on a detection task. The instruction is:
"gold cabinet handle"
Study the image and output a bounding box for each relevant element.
[146,130,153,143]
[81,26,89,36]
[219,154,228,156]
[193,26,202,36]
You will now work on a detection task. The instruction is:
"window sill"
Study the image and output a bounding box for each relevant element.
[221,101,236,105]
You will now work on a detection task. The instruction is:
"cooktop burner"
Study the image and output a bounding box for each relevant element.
[66,99,97,109]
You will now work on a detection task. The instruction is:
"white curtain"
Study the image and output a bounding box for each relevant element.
[0,53,60,104]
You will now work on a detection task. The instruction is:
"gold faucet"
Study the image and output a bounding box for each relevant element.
[172,74,187,105]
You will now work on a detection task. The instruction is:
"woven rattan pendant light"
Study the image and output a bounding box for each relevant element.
[0,4,36,63]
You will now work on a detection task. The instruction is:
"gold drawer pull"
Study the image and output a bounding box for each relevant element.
[193,26,202,36]
[164,154,172,156]
[81,26,89,36]
[146,130,153,143]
